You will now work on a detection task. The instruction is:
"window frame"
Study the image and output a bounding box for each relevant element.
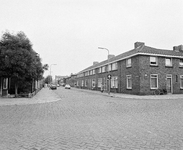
[126,58,131,68]
[180,75,183,89]
[126,75,132,89]
[165,58,172,67]
[150,74,158,89]
[179,59,183,67]
[150,56,158,66]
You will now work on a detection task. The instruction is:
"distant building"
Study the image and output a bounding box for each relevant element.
[75,42,183,95]
[65,74,77,87]
[55,75,68,85]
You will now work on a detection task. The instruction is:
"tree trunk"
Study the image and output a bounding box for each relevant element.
[15,83,18,97]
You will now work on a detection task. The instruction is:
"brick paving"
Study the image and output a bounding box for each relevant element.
[0,87,183,150]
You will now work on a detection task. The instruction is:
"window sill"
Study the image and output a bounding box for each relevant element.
[165,65,173,68]
[126,66,132,68]
[126,88,132,90]
[150,64,158,67]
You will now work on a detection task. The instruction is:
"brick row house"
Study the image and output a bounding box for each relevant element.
[75,42,183,95]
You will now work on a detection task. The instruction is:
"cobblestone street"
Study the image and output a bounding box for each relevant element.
[0,87,183,150]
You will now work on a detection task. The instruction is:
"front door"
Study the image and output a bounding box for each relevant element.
[166,75,172,94]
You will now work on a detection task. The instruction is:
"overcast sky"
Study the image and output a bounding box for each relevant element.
[0,0,183,78]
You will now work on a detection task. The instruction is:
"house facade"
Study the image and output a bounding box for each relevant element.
[75,42,183,95]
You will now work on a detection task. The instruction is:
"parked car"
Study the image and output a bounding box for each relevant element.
[50,84,57,90]
[65,84,71,89]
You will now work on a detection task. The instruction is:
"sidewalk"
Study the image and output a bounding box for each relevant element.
[0,88,61,106]
[72,87,183,100]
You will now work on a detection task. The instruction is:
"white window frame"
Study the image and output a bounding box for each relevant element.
[111,76,118,88]
[92,69,95,75]
[85,79,87,87]
[92,79,96,87]
[165,58,172,66]
[126,75,132,89]
[150,74,158,89]
[102,66,105,73]
[81,80,84,87]
[3,78,8,89]
[179,59,183,67]
[98,68,101,73]
[180,75,183,89]
[150,56,158,66]
[126,58,131,67]
[108,64,112,71]
[112,62,118,70]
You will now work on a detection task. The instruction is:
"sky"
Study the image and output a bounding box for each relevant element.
[0,0,183,78]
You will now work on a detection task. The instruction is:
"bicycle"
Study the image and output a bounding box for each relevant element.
[153,89,167,95]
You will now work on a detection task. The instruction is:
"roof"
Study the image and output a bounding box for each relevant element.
[77,44,183,74]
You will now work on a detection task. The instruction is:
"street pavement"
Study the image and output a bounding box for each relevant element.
[0,87,183,150]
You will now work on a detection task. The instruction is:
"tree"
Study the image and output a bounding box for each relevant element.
[0,31,44,96]
[44,75,52,84]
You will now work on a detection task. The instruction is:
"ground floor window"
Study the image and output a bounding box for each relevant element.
[98,78,102,88]
[92,79,95,87]
[85,79,88,87]
[150,74,158,89]
[111,76,118,88]
[126,75,132,89]
[180,75,183,89]
[3,78,8,89]
[81,80,84,87]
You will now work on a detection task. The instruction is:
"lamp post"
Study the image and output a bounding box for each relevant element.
[50,64,56,84]
[98,47,110,95]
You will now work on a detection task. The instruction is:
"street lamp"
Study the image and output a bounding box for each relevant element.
[50,64,57,84]
[98,47,110,95]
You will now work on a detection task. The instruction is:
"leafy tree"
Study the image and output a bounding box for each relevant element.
[0,31,44,96]
[44,75,52,84]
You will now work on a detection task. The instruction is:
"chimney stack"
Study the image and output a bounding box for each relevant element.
[108,54,115,59]
[93,61,99,65]
[173,45,183,52]
[134,42,145,48]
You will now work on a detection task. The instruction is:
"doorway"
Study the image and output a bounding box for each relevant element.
[166,74,172,94]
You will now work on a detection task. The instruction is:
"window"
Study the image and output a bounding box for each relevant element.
[90,70,93,75]
[165,58,172,66]
[126,58,131,67]
[150,56,158,66]
[81,80,84,87]
[92,79,96,87]
[150,74,158,89]
[111,76,118,88]
[85,79,88,87]
[179,59,183,67]
[180,75,183,89]
[108,64,112,71]
[126,75,132,89]
[98,68,101,73]
[98,78,102,87]
[102,66,105,73]
[112,62,118,70]
[3,78,8,89]
[92,69,95,75]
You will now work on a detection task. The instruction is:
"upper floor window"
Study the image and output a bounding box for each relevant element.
[92,69,95,75]
[112,62,118,70]
[126,58,131,67]
[150,74,158,89]
[165,58,172,66]
[102,66,105,73]
[90,70,93,75]
[150,56,158,66]
[179,59,183,67]
[180,75,183,89]
[108,64,112,71]
[98,67,101,73]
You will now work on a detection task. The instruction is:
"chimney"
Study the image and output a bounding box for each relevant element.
[93,61,99,65]
[173,45,183,52]
[134,42,145,48]
[108,54,115,59]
